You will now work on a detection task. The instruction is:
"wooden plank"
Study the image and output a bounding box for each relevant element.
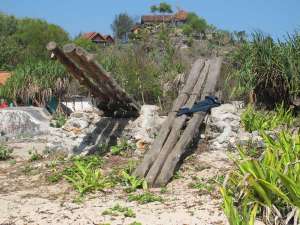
[145,61,210,185]
[46,42,108,102]
[133,59,205,178]
[155,57,223,186]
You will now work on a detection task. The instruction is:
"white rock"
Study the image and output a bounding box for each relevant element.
[125,105,166,143]
[0,107,51,137]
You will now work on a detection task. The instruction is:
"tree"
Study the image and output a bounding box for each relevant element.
[150,2,173,14]
[182,13,208,37]
[111,13,134,41]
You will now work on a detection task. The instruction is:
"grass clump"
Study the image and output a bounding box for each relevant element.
[241,104,294,132]
[221,130,300,224]
[50,113,67,128]
[29,149,43,161]
[63,160,112,196]
[128,192,163,204]
[0,144,13,160]
[102,204,136,218]
[227,31,300,107]
[110,139,136,156]
[120,170,148,193]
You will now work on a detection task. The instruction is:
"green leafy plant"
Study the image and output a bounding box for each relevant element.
[102,204,136,218]
[189,178,214,193]
[29,149,43,161]
[0,144,13,160]
[128,192,163,204]
[63,160,112,196]
[241,104,294,132]
[51,113,67,128]
[222,130,300,224]
[128,222,142,225]
[110,139,136,156]
[120,170,148,192]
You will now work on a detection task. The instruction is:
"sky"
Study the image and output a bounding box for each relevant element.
[0,0,299,39]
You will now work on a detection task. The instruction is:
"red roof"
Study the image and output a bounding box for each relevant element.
[81,32,114,43]
[0,71,11,86]
[81,32,105,41]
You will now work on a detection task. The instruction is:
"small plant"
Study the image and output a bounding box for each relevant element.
[29,149,43,161]
[128,192,163,204]
[160,187,168,194]
[110,139,136,156]
[129,222,142,225]
[172,171,184,180]
[241,103,294,132]
[189,179,214,193]
[50,113,67,128]
[102,204,136,218]
[0,144,13,160]
[63,160,111,196]
[121,170,148,193]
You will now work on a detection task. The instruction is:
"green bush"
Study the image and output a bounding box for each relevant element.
[0,60,68,106]
[222,130,300,224]
[0,144,13,160]
[241,104,294,132]
[227,31,300,107]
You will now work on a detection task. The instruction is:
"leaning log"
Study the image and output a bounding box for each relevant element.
[46,42,108,103]
[145,60,210,185]
[155,57,223,186]
[133,59,205,178]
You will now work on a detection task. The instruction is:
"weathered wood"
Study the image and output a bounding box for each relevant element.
[145,61,210,185]
[76,48,140,113]
[46,42,108,102]
[63,44,113,101]
[133,59,205,178]
[155,57,223,186]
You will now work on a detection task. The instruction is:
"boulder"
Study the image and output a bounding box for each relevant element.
[124,105,166,143]
[0,107,51,137]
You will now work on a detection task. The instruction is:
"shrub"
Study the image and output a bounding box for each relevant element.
[0,144,13,160]
[222,130,300,224]
[241,104,294,132]
[227,31,300,107]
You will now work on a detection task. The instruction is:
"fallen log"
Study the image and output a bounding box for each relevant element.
[133,58,205,178]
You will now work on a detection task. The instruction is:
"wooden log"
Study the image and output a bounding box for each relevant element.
[155,57,223,186]
[133,58,205,178]
[76,47,140,113]
[145,61,210,185]
[46,42,108,102]
[63,44,113,101]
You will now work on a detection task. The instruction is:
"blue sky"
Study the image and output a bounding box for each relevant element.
[1,0,299,39]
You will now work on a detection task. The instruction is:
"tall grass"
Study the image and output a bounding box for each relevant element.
[228,31,300,107]
[222,130,300,224]
[0,60,68,106]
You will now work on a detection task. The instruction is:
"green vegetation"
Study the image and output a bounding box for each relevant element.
[110,139,136,156]
[0,144,13,160]
[120,170,148,192]
[129,222,142,225]
[221,130,300,224]
[50,113,67,128]
[150,2,173,14]
[0,60,68,106]
[111,13,134,41]
[63,160,112,196]
[182,12,208,37]
[189,178,214,193]
[29,149,43,161]
[228,31,300,106]
[241,104,294,132]
[128,192,163,204]
[102,204,136,217]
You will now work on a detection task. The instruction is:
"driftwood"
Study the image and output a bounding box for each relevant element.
[47,42,140,117]
[134,57,223,186]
